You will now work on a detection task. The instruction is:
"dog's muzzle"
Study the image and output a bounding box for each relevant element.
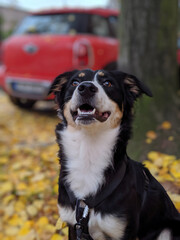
[71,82,111,124]
[78,82,98,98]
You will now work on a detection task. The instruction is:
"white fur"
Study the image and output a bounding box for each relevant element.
[157,229,171,240]
[89,210,126,240]
[57,204,76,225]
[58,205,126,240]
[59,126,120,199]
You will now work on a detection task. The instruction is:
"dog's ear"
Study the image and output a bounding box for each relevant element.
[48,70,78,95]
[110,70,152,99]
[124,74,153,99]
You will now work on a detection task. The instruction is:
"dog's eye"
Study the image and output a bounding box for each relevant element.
[72,80,80,87]
[103,81,112,87]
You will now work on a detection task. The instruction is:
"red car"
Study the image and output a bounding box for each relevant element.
[0,8,119,108]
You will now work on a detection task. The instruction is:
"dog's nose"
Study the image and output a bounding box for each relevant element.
[78,82,98,97]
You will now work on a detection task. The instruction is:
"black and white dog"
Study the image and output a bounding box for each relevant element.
[50,69,180,240]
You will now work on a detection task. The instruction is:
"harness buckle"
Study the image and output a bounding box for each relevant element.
[74,199,90,240]
[74,223,83,240]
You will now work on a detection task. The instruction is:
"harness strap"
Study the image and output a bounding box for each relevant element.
[141,170,150,209]
[64,158,127,209]
[85,160,127,208]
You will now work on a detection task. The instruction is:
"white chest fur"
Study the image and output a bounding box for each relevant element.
[59,126,120,199]
[58,205,126,240]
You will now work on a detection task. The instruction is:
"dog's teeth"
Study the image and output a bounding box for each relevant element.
[92,108,96,114]
[77,108,81,115]
[77,108,96,115]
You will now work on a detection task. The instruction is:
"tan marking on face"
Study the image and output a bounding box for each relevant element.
[53,77,67,92]
[98,71,105,76]
[124,77,139,95]
[63,100,77,128]
[78,72,85,77]
[108,101,123,129]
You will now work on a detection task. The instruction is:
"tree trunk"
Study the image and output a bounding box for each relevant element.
[118,0,180,160]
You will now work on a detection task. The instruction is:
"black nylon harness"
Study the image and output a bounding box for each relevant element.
[65,159,149,240]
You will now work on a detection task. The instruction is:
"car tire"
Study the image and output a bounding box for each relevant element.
[9,96,36,109]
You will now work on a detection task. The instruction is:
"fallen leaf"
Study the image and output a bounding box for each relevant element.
[146,131,157,140]
[161,121,172,130]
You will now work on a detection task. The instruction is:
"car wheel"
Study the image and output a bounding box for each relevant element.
[9,96,36,109]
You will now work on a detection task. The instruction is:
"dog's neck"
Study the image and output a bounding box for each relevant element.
[58,125,121,199]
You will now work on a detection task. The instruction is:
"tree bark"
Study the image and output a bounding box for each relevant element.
[118,0,180,160]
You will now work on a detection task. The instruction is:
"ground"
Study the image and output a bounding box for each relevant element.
[0,92,179,240]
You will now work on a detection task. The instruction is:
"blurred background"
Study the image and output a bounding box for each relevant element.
[0,1,180,240]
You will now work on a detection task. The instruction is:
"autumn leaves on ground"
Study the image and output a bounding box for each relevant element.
[0,92,180,240]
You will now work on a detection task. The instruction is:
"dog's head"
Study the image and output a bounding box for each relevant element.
[49,69,152,130]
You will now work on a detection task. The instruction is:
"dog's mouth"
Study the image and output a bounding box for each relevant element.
[71,104,111,123]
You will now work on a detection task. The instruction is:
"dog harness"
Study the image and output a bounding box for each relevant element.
[65,159,149,240]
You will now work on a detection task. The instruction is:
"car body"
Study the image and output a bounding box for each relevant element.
[0,8,119,108]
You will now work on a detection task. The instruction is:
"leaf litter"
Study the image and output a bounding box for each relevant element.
[0,93,179,240]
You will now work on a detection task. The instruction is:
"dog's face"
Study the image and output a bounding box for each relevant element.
[50,69,152,129]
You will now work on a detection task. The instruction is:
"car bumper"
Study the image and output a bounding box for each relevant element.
[5,76,52,100]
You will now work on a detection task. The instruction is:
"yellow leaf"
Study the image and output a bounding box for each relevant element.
[31,173,45,182]
[14,201,25,212]
[145,138,152,144]
[0,182,13,195]
[159,173,174,182]
[168,136,174,141]
[55,218,67,230]
[3,194,14,204]
[18,228,32,237]
[143,161,159,176]
[16,182,28,191]
[146,131,157,140]
[12,162,23,170]
[53,184,59,194]
[46,224,56,233]
[33,200,44,210]
[169,162,180,179]
[158,167,169,175]
[17,229,36,240]
[147,151,160,162]
[168,192,180,211]
[0,233,4,239]
[9,215,24,227]
[0,156,8,164]
[62,227,68,236]
[161,121,172,130]
[18,210,28,222]
[51,233,64,240]
[0,173,8,181]
[18,221,34,236]
[27,204,38,217]
[36,216,49,227]
[5,226,19,236]
[4,203,15,217]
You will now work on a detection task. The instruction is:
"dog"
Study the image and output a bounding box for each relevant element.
[49,69,180,240]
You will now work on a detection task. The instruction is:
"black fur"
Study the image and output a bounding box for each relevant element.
[50,69,180,240]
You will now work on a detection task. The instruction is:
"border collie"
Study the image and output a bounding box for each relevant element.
[49,69,180,240]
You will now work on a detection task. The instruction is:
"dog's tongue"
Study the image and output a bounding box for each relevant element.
[95,110,110,122]
[102,112,109,118]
